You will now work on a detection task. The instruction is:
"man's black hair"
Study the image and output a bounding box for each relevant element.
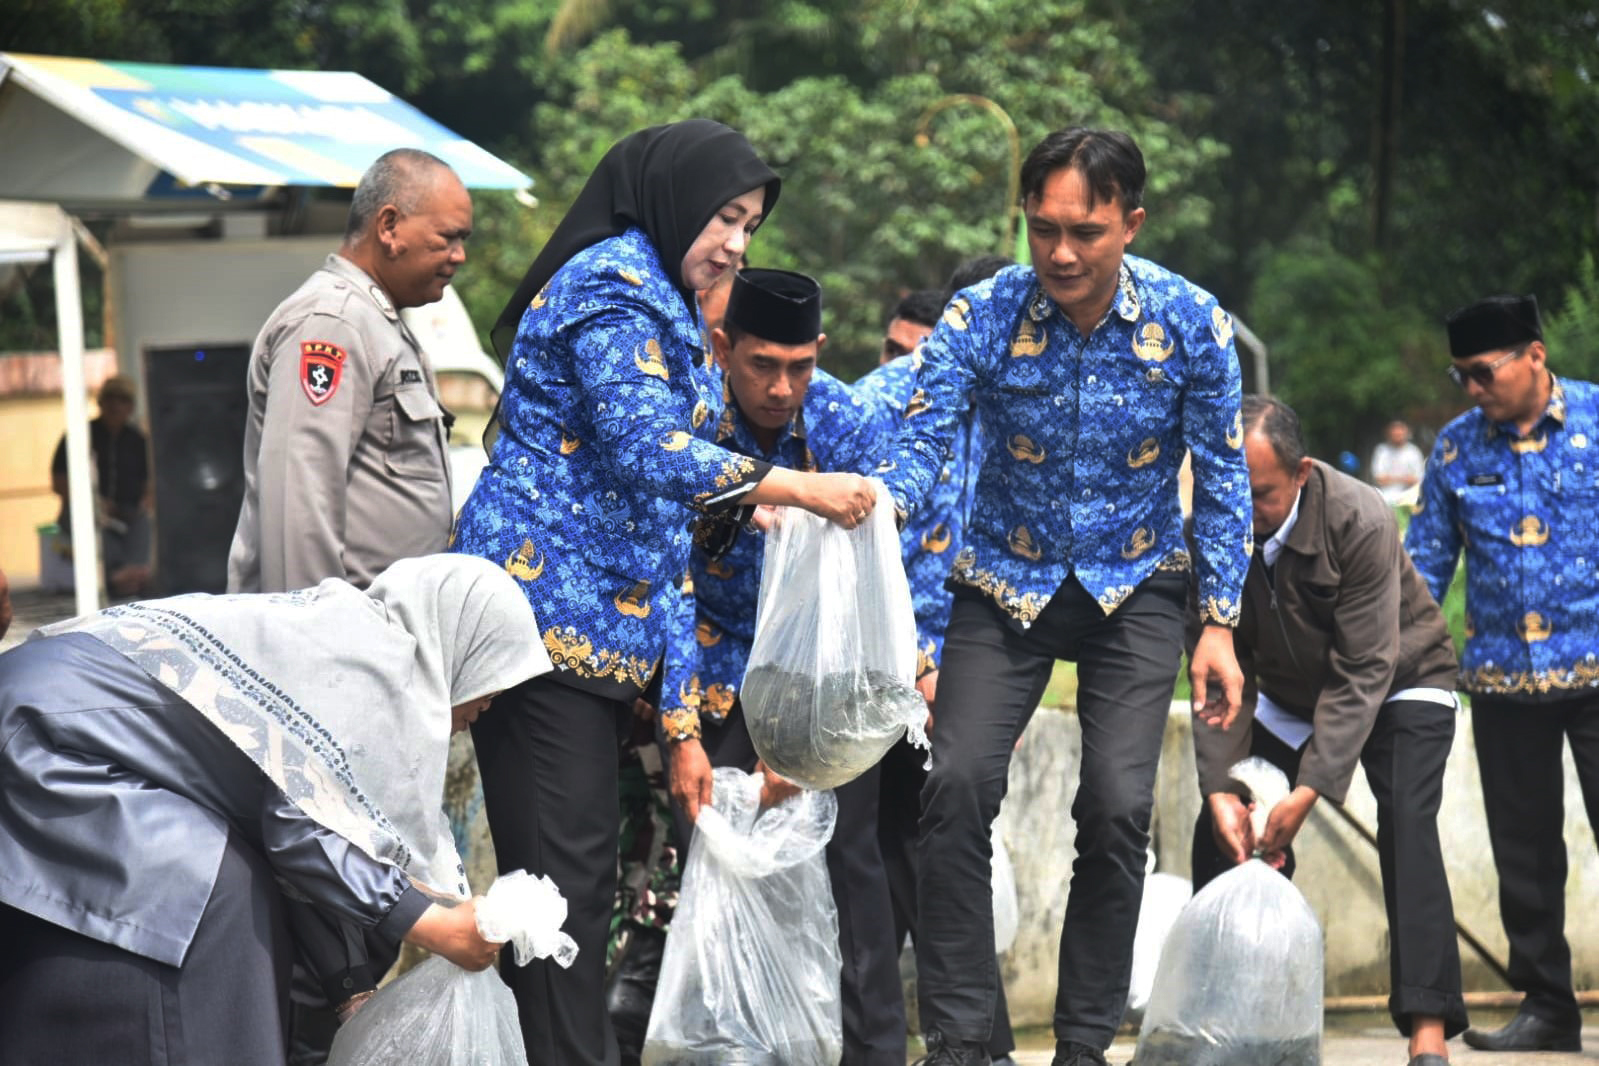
[1241,394,1307,470]
[1019,127,1146,213]
[945,255,1013,299]
[886,288,946,330]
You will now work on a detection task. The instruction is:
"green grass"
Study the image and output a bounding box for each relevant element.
[1039,655,1191,711]
[1394,506,1469,654]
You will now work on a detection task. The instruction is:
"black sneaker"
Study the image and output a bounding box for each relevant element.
[1051,1041,1108,1066]
[914,1030,992,1065]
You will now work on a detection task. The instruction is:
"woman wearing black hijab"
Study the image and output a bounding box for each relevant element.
[452,120,874,1064]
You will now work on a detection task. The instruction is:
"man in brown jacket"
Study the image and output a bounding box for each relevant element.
[1192,395,1466,1066]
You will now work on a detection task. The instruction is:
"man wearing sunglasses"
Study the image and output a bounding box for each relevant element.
[1406,293,1598,1054]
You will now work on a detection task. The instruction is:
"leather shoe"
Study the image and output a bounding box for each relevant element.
[914,1030,991,1065]
[1462,1009,1581,1052]
[1408,1055,1449,1066]
[1052,1041,1108,1066]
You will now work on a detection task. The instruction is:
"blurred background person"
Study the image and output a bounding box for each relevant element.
[1370,418,1425,507]
[50,374,152,597]
[880,288,943,365]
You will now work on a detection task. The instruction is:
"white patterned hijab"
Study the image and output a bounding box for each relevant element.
[37,554,550,896]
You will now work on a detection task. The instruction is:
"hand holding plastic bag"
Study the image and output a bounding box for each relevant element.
[329,871,577,1066]
[643,768,842,1065]
[476,869,579,968]
[1132,759,1323,1065]
[742,479,927,790]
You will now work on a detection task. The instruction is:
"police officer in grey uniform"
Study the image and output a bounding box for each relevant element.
[224,148,472,1063]
[227,147,470,595]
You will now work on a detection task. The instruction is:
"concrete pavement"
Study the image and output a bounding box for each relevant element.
[980,1012,1599,1065]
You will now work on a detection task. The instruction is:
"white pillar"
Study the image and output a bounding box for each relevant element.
[53,208,101,617]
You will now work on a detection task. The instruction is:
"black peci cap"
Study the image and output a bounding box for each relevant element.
[725,268,823,344]
[1446,294,1542,359]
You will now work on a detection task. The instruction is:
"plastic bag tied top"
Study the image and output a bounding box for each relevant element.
[476,868,580,968]
[643,768,842,1066]
[1132,758,1324,1066]
[742,479,928,791]
[328,869,576,1066]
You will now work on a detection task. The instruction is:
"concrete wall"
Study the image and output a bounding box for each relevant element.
[994,705,1599,1026]
[0,351,120,584]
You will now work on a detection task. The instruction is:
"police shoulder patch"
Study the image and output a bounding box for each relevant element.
[300,340,347,406]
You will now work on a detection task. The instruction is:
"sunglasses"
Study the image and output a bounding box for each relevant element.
[1447,344,1527,389]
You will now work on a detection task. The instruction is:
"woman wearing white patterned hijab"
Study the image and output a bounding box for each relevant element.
[0,554,551,1066]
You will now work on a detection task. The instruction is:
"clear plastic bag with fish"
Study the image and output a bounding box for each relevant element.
[329,870,578,1066]
[741,479,926,790]
[1132,759,1323,1065]
[642,768,842,1066]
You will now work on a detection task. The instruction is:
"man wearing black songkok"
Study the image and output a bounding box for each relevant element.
[658,268,909,1066]
[1407,293,1599,1053]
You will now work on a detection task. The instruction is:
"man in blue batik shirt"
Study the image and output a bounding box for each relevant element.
[877,127,1251,1066]
[857,289,965,683]
[659,267,908,1066]
[859,265,1023,1066]
[1406,293,1599,1054]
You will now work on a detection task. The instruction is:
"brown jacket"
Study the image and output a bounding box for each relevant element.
[1194,461,1457,801]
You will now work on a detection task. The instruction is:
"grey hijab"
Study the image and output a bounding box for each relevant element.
[38,554,550,895]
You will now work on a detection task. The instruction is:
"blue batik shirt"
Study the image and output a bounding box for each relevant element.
[1406,376,1599,697]
[877,259,1251,627]
[857,351,984,676]
[657,367,890,740]
[451,228,767,696]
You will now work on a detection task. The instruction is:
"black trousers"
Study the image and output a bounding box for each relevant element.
[916,572,1186,1051]
[879,733,1020,1059]
[0,830,294,1066]
[669,702,908,1066]
[1473,690,1599,1028]
[472,675,628,1066]
[1192,698,1468,1038]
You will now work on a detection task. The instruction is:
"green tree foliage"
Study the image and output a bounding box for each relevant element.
[1544,254,1599,385]
[1108,0,1598,453]
[5,0,1595,419]
[3,0,428,91]
[480,1,1227,378]
[1248,241,1445,457]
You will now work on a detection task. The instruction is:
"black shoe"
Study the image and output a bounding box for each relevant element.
[1408,1055,1449,1066]
[605,924,667,1062]
[914,1030,991,1065]
[1462,1009,1581,1052]
[1051,1040,1109,1066]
